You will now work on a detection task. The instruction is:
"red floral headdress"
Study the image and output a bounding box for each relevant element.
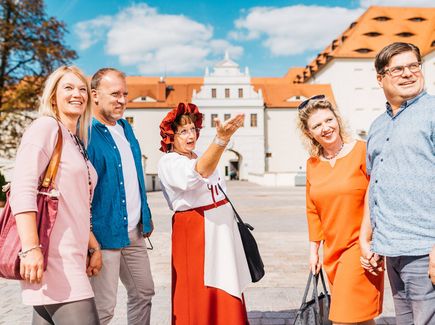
[159,102,203,152]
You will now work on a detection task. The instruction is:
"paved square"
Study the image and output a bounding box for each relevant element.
[0,182,395,324]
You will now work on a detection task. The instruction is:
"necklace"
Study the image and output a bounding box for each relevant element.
[323,142,344,160]
[64,126,94,230]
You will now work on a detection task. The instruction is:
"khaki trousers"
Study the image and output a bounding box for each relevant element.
[91,227,155,325]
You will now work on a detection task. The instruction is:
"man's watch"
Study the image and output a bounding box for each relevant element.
[88,246,101,255]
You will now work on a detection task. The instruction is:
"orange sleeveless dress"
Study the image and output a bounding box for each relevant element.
[306,140,383,323]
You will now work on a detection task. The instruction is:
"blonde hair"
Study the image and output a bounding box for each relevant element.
[39,66,92,146]
[297,98,350,157]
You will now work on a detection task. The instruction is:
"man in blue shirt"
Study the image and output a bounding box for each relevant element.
[87,68,154,325]
[360,42,435,324]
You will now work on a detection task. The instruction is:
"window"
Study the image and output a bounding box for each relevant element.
[225,88,230,98]
[250,114,257,127]
[224,114,231,121]
[211,88,216,98]
[354,48,373,54]
[396,32,415,38]
[373,16,391,21]
[211,114,218,127]
[238,88,243,98]
[408,17,426,22]
[126,116,134,125]
[364,32,382,37]
[141,96,147,101]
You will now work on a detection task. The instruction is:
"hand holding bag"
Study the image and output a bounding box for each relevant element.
[218,184,265,283]
[293,269,332,325]
[0,124,62,280]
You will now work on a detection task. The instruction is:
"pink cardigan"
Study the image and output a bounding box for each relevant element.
[10,117,98,305]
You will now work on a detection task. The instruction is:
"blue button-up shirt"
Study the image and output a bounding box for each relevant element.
[88,118,152,249]
[367,91,435,257]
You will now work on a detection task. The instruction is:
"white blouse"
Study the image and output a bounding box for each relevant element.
[157,152,227,211]
[157,151,251,298]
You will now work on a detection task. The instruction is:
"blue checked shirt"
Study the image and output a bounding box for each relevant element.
[367,91,435,257]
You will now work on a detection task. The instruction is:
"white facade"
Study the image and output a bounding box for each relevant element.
[309,54,435,137]
[192,52,265,181]
[423,51,435,95]
[308,59,386,137]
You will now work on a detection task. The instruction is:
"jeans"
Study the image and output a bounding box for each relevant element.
[386,255,435,325]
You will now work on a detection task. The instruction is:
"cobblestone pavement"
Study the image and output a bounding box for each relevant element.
[0,182,395,324]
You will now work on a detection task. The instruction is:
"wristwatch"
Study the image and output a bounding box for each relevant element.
[88,246,101,255]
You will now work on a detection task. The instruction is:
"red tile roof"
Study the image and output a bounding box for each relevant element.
[294,6,435,83]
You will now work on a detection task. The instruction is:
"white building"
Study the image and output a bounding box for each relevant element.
[192,51,265,180]
[123,5,434,188]
[293,6,435,138]
[124,60,332,188]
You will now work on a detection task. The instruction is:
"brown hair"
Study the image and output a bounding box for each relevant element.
[90,68,126,90]
[375,42,421,74]
[297,98,350,157]
[171,114,198,133]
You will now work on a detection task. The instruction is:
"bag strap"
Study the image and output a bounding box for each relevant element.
[217,183,253,230]
[41,122,63,188]
[318,268,331,304]
[301,271,313,304]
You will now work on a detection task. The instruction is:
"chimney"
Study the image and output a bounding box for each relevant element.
[157,77,166,102]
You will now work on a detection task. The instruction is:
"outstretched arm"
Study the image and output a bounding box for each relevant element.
[195,114,244,178]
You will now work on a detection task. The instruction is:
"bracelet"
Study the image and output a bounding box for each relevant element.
[213,136,229,147]
[18,245,42,259]
[88,245,101,255]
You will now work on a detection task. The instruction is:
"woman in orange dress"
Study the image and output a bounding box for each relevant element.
[296,96,384,324]
[157,103,251,325]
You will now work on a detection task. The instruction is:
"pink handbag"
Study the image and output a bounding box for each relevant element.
[0,125,62,280]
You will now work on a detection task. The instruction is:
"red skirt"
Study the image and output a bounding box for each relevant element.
[172,200,249,325]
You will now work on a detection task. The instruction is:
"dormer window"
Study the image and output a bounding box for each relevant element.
[354,48,373,54]
[431,40,435,47]
[373,16,391,21]
[396,32,415,37]
[364,32,382,37]
[349,22,357,29]
[408,17,426,22]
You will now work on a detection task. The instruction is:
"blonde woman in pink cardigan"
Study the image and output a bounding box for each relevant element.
[10,66,101,324]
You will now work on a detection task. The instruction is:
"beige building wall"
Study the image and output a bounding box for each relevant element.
[124,108,167,175]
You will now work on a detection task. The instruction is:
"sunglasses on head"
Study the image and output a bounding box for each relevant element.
[297,94,326,110]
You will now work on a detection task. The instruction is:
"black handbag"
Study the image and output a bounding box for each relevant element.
[293,270,332,325]
[218,184,265,283]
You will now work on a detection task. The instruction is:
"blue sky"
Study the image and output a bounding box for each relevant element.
[45,0,434,77]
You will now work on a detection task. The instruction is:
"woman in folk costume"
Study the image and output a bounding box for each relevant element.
[158,103,251,325]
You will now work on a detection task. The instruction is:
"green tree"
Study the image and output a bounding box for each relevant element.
[0,0,77,112]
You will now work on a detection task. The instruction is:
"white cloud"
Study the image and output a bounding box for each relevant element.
[74,3,243,74]
[360,0,435,7]
[74,16,112,50]
[232,5,364,56]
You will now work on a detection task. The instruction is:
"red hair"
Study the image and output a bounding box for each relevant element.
[159,102,203,152]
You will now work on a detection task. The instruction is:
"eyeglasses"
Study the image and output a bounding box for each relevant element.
[175,127,200,137]
[297,94,326,110]
[382,62,422,77]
